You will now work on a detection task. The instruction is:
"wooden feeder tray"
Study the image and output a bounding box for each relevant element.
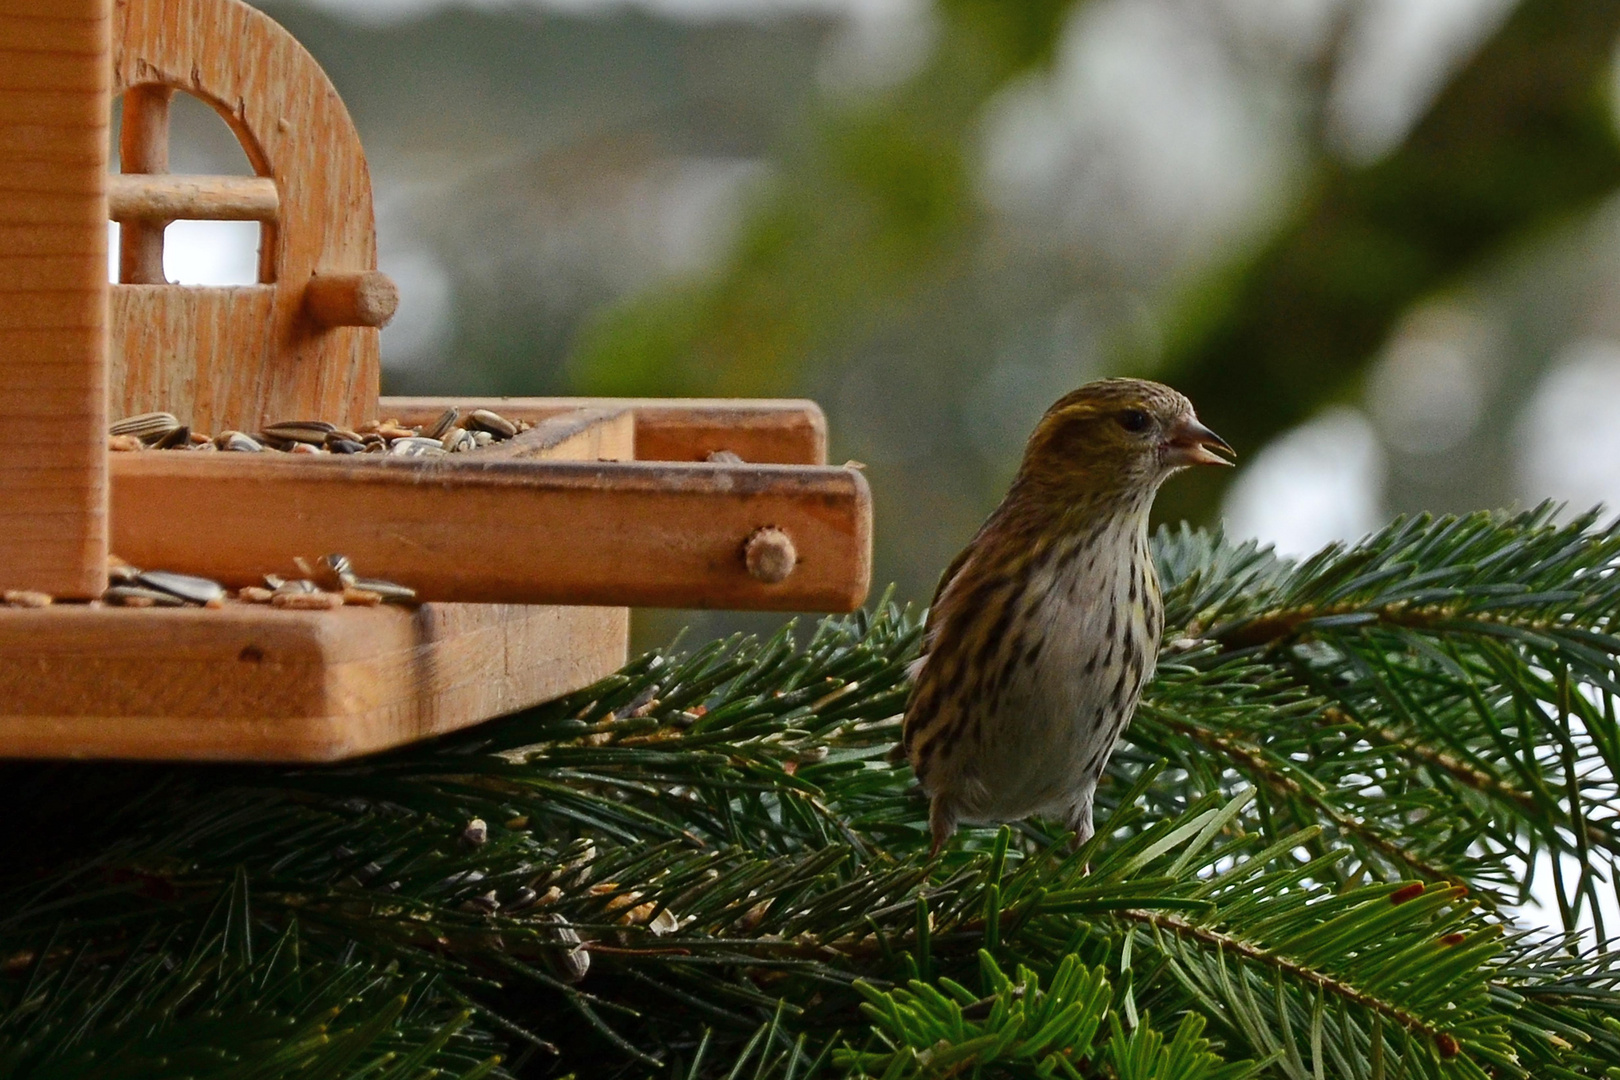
[0,0,872,760]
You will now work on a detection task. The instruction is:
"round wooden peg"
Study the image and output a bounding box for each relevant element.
[744,527,797,584]
[304,270,399,328]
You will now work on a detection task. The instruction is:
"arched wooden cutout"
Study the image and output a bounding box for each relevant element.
[109,0,380,431]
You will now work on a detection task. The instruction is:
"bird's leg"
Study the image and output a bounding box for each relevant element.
[1065,796,1095,868]
[928,796,957,858]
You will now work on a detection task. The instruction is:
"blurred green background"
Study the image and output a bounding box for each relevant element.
[150,0,1620,649]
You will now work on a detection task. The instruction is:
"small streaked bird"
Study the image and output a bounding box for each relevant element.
[901,379,1232,856]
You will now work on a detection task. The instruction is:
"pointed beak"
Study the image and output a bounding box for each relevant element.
[1164,417,1234,468]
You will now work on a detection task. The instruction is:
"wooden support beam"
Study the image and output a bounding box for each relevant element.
[0,0,110,598]
[109,453,872,611]
[108,173,279,222]
[382,397,828,466]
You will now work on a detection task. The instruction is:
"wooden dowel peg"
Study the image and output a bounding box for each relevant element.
[304,270,398,328]
[107,174,280,222]
[745,527,797,583]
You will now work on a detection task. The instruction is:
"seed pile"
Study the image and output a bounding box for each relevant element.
[79,554,417,611]
[108,407,530,456]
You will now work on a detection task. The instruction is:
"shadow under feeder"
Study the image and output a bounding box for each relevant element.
[0,0,873,761]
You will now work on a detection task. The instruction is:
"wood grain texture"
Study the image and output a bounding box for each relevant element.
[0,0,109,598]
[110,0,381,431]
[384,397,828,465]
[0,602,628,761]
[109,454,872,610]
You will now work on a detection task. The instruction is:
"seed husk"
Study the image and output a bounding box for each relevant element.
[314,554,356,591]
[351,577,416,603]
[388,437,447,457]
[466,409,517,438]
[108,434,144,452]
[425,407,460,439]
[274,578,319,595]
[328,438,365,454]
[222,433,263,453]
[263,420,336,445]
[341,587,383,606]
[289,443,323,455]
[442,429,476,453]
[237,586,275,603]
[152,424,191,450]
[106,585,186,607]
[3,590,52,608]
[272,591,343,610]
[138,570,227,606]
[110,412,180,441]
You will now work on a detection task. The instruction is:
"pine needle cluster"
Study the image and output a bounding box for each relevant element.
[3,505,1620,1079]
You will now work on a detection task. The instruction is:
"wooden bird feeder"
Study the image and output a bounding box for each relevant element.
[0,0,872,760]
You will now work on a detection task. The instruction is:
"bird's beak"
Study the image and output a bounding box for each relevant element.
[1164,417,1234,468]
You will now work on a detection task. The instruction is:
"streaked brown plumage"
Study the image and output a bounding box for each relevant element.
[901,379,1231,855]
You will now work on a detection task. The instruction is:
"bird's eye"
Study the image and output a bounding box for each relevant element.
[1118,409,1151,434]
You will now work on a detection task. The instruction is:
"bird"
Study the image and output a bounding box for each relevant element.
[900,378,1232,856]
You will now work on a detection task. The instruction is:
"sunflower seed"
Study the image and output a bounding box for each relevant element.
[138,570,226,606]
[461,891,500,915]
[222,433,263,453]
[274,578,319,594]
[328,438,365,454]
[152,424,190,449]
[108,434,144,452]
[105,585,186,607]
[466,409,517,438]
[388,437,448,457]
[289,443,323,455]
[341,587,383,606]
[237,586,275,603]
[540,914,589,982]
[425,407,460,440]
[263,420,336,445]
[472,430,495,447]
[3,590,52,608]
[110,412,180,440]
[350,577,416,603]
[314,554,355,591]
[505,886,540,912]
[462,818,488,847]
[442,428,476,453]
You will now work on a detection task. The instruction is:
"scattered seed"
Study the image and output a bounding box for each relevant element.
[388,436,447,457]
[289,443,322,455]
[425,407,460,439]
[314,554,355,591]
[505,886,540,912]
[105,585,186,607]
[152,424,191,449]
[341,587,383,606]
[108,434,144,452]
[328,438,365,454]
[222,433,263,453]
[351,577,416,604]
[110,411,180,440]
[263,420,335,445]
[3,590,52,608]
[466,409,517,438]
[461,891,500,915]
[138,570,226,606]
[462,818,488,847]
[271,591,343,610]
[237,586,275,603]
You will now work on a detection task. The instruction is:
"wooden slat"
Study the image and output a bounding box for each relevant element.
[109,454,871,611]
[0,0,107,598]
[0,602,628,761]
[382,397,828,466]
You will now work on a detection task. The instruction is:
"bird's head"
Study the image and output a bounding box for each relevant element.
[1016,378,1232,504]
